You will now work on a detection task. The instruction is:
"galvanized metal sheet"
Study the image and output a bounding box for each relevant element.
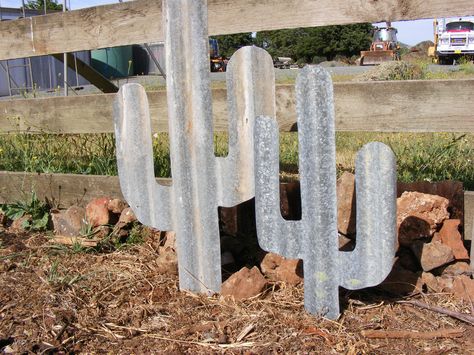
[254,65,397,319]
[114,0,274,294]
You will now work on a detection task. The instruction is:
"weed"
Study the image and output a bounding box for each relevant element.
[2,191,50,231]
[47,259,84,288]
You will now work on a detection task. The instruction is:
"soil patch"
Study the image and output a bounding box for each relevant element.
[1,231,473,353]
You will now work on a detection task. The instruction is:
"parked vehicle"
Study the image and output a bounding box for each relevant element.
[209,38,227,72]
[429,17,474,64]
[360,23,400,65]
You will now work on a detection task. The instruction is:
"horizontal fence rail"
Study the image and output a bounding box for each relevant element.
[1,79,473,134]
[0,171,472,242]
[1,0,474,60]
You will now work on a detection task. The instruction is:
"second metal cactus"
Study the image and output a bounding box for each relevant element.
[254,66,397,320]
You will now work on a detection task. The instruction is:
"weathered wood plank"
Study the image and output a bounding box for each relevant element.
[465,191,474,241]
[0,171,169,208]
[1,0,474,60]
[1,79,473,134]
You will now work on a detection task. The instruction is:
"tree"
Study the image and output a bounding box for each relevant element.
[24,0,63,11]
[255,23,373,63]
[214,33,254,58]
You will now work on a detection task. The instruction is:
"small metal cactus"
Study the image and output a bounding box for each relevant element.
[113,0,275,293]
[254,66,397,319]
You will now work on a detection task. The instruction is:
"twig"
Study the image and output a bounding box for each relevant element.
[50,235,99,247]
[399,300,474,326]
[235,323,255,342]
[144,334,258,349]
[361,328,464,339]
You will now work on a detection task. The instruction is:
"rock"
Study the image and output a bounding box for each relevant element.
[118,207,137,225]
[339,234,355,251]
[86,197,111,227]
[438,219,469,260]
[441,262,472,276]
[260,253,303,285]
[451,275,474,302]
[51,206,86,236]
[161,231,176,251]
[336,172,356,236]
[0,210,6,225]
[379,264,422,295]
[221,266,267,300]
[279,182,302,220]
[437,276,454,292]
[397,180,464,222]
[92,225,110,240]
[107,199,127,214]
[431,232,441,243]
[397,191,450,246]
[421,272,441,293]
[411,241,454,272]
[10,214,32,232]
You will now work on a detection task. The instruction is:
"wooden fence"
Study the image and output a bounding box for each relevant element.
[0,0,473,239]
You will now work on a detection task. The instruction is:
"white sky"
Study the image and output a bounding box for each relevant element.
[0,0,442,45]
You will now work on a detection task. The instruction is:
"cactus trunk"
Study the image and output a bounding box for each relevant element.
[114,0,275,294]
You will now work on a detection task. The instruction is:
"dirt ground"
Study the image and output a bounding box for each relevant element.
[1,230,473,354]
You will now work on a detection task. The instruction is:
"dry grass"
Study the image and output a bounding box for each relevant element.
[1,230,473,353]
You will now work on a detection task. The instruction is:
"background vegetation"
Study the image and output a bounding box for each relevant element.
[216,24,373,64]
[1,131,472,189]
[24,0,63,11]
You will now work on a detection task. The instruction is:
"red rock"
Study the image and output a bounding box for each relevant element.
[51,206,86,236]
[397,191,449,246]
[118,207,137,225]
[92,225,110,240]
[421,272,441,293]
[221,266,266,300]
[441,262,472,276]
[161,231,176,251]
[397,180,464,222]
[337,172,356,236]
[86,197,111,227]
[260,253,303,285]
[411,241,454,272]
[339,234,355,251]
[10,214,32,232]
[0,210,6,226]
[10,214,33,232]
[437,276,454,292]
[451,275,474,302]
[438,219,469,260]
[279,182,302,220]
[107,199,127,214]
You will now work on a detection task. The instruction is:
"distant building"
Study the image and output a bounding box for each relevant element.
[0,7,91,97]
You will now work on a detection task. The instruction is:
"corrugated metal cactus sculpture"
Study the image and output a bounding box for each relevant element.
[254,66,397,319]
[113,0,275,293]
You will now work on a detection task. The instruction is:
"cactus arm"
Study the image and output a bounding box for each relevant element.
[113,84,172,230]
[254,116,303,258]
[216,46,276,207]
[339,142,397,290]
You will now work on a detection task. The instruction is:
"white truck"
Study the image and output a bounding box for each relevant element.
[434,17,474,64]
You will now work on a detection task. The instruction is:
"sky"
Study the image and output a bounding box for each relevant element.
[0,0,447,46]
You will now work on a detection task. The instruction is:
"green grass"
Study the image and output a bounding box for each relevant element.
[1,132,473,189]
